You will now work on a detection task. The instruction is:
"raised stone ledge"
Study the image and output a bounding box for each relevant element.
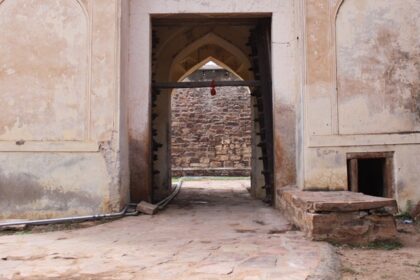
[280,188,397,213]
[278,187,398,245]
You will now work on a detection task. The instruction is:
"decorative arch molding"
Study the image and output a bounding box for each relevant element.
[330,0,346,134]
[73,0,92,140]
[71,0,92,140]
[169,32,251,81]
[333,0,346,22]
[75,0,89,17]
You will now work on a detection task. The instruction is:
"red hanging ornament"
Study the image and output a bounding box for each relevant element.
[210,80,216,96]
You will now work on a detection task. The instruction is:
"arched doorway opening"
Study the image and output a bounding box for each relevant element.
[149,16,273,204]
[170,59,253,182]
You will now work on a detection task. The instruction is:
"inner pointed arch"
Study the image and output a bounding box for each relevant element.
[177,56,245,82]
[169,32,251,82]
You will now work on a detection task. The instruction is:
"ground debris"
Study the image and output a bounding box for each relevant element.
[136,201,159,215]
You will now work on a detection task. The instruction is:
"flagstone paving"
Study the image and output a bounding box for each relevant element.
[0,180,339,279]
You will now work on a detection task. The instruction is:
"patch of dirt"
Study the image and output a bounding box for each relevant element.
[338,220,420,280]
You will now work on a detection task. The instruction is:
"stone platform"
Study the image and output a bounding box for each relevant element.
[278,187,398,245]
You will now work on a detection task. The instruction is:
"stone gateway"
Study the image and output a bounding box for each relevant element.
[0,0,419,231]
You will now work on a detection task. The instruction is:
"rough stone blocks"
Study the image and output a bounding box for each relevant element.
[278,187,398,245]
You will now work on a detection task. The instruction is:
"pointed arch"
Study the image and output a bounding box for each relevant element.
[169,32,251,81]
[177,56,245,82]
[333,0,346,22]
[329,0,347,134]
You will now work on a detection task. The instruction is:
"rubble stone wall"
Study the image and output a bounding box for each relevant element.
[171,69,251,176]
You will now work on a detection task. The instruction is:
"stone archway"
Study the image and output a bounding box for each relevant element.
[148,17,276,202]
[150,22,258,200]
[125,1,299,205]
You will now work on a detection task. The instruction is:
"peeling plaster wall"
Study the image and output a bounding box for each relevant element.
[0,153,109,219]
[0,0,126,219]
[304,144,420,211]
[0,0,87,141]
[119,0,131,211]
[337,0,420,134]
[303,0,420,211]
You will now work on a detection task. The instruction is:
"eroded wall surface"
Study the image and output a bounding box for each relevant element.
[0,0,87,141]
[337,0,420,134]
[0,0,127,218]
[303,0,420,211]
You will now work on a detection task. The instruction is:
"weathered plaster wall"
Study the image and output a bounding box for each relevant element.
[0,153,109,219]
[337,0,420,134]
[0,0,127,218]
[126,2,152,202]
[4,0,416,218]
[303,0,420,211]
[0,0,87,141]
[119,0,131,211]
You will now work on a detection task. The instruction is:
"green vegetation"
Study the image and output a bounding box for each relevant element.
[395,200,415,220]
[365,240,403,250]
[395,211,413,220]
[331,240,403,250]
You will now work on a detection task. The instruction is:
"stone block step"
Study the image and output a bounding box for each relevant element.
[277,187,398,245]
[280,188,397,213]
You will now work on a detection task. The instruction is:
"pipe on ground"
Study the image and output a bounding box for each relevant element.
[0,204,139,228]
[0,178,187,229]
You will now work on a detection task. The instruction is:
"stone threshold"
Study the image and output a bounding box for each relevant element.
[172,168,251,177]
[277,187,398,245]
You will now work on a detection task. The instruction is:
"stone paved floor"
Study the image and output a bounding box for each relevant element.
[0,180,337,279]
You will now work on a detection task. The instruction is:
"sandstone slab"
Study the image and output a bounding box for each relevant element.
[278,187,398,245]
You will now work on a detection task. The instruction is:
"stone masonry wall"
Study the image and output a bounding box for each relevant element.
[171,69,251,176]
